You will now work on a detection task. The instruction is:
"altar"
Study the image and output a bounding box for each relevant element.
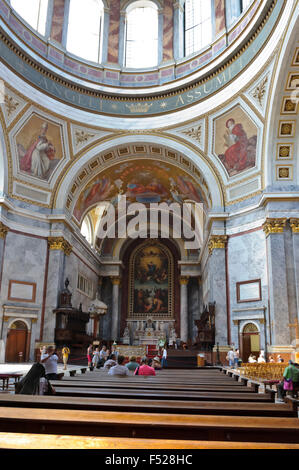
[115,345,147,358]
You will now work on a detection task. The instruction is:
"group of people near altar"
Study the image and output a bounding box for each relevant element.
[87,343,167,376]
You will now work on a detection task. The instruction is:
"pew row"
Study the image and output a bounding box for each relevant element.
[1,432,299,449]
[1,407,299,443]
[0,394,296,417]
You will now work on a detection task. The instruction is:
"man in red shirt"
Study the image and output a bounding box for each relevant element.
[134,357,156,376]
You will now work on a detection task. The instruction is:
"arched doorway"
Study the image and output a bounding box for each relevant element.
[241,322,260,362]
[5,320,28,363]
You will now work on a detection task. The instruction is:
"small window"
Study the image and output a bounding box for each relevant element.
[226,0,253,27]
[10,0,48,35]
[66,0,103,63]
[184,0,212,57]
[81,216,93,245]
[77,273,94,298]
[125,1,158,68]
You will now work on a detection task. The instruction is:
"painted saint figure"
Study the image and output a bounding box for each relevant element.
[218,118,257,176]
[20,122,56,178]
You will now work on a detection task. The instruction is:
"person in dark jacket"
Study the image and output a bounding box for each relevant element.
[15,362,51,395]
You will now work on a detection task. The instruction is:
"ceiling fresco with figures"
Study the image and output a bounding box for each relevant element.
[73,160,209,224]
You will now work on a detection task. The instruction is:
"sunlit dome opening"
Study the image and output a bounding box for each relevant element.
[125,2,158,69]
[226,0,254,27]
[10,0,48,36]
[185,0,212,57]
[66,0,104,63]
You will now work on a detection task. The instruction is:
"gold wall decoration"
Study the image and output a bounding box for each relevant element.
[262,218,287,237]
[110,277,121,286]
[4,95,19,117]
[182,126,202,144]
[0,222,9,239]
[251,75,268,107]
[289,219,299,233]
[179,276,190,286]
[75,130,95,146]
[276,143,293,160]
[48,236,72,256]
[208,235,228,254]
[276,165,293,180]
[278,121,296,137]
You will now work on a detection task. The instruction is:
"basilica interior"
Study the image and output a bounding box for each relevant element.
[0,0,298,367]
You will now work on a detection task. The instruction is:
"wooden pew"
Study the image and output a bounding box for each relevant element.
[0,394,295,417]
[52,385,275,402]
[2,432,299,449]
[50,379,256,394]
[1,407,299,443]
[1,432,299,449]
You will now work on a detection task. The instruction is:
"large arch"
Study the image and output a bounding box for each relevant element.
[54,135,224,215]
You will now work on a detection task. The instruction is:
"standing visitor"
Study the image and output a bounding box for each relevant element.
[226,348,234,367]
[87,344,93,368]
[161,346,167,368]
[62,345,70,370]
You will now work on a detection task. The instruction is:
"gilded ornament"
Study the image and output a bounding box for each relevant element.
[179,276,189,285]
[0,222,9,239]
[48,237,72,255]
[4,95,19,117]
[75,130,95,145]
[208,235,227,254]
[262,218,287,237]
[289,219,299,234]
[251,76,268,106]
[182,126,202,143]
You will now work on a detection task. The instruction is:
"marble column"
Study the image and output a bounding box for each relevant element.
[208,235,228,346]
[263,218,289,345]
[180,276,189,343]
[111,276,121,342]
[42,237,72,343]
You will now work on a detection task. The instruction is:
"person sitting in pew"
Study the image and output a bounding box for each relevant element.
[103,354,117,371]
[135,357,156,376]
[108,355,130,376]
[126,356,139,372]
[41,346,58,380]
[152,356,162,370]
[15,362,55,395]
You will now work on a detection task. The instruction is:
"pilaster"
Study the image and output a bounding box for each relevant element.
[180,276,189,342]
[263,218,289,345]
[42,236,73,342]
[208,234,228,346]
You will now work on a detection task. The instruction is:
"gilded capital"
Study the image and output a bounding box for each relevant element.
[262,218,287,237]
[289,218,299,233]
[180,276,189,285]
[110,276,121,285]
[48,237,72,256]
[208,235,227,254]
[0,222,9,239]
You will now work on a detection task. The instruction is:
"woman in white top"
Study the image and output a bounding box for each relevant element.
[41,346,58,380]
